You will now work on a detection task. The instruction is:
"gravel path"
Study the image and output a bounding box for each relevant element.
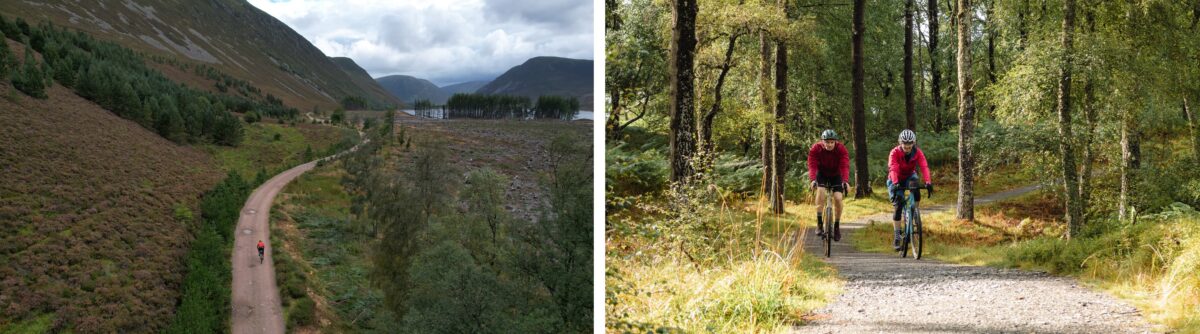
[231,134,366,334]
[793,185,1156,333]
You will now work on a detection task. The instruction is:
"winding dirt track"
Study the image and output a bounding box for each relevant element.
[793,185,1155,333]
[230,135,365,334]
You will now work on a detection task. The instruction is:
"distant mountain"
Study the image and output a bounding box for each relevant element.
[330,57,400,108]
[475,56,594,110]
[440,80,490,96]
[0,0,401,110]
[376,75,450,105]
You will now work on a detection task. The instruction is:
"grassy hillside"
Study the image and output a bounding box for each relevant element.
[475,56,593,109]
[330,57,401,108]
[207,121,358,180]
[0,22,356,332]
[0,0,400,111]
[376,75,448,105]
[0,80,223,332]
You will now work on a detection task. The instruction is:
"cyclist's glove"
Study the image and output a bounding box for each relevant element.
[926,183,933,196]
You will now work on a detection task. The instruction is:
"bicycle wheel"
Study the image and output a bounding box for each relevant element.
[823,203,833,257]
[900,201,911,258]
[912,207,923,260]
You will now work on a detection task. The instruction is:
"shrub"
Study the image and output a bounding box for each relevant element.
[287,297,315,329]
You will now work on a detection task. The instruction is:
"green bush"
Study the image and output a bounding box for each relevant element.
[167,173,251,333]
[287,297,315,329]
[606,142,667,197]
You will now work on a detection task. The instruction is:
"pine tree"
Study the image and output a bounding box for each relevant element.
[0,29,13,78]
[13,47,47,99]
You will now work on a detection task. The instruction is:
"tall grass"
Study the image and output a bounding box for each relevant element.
[608,184,856,333]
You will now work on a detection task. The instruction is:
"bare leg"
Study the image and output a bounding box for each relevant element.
[814,186,827,215]
[833,191,845,222]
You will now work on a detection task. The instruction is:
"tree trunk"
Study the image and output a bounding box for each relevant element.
[1078,11,1097,218]
[760,31,776,203]
[1056,0,1083,237]
[1079,78,1096,219]
[607,87,623,139]
[1119,111,1136,222]
[771,39,788,214]
[929,0,943,133]
[955,0,975,221]
[1018,0,1029,50]
[986,1,996,115]
[905,0,916,130]
[852,0,872,198]
[668,0,699,183]
[1185,97,1200,160]
[701,33,740,155]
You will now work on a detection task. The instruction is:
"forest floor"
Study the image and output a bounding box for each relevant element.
[792,185,1156,333]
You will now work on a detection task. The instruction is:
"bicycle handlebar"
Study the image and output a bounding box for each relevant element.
[896,184,933,197]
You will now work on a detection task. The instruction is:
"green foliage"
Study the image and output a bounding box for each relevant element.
[412,99,434,110]
[341,95,368,110]
[446,93,531,119]
[331,107,345,124]
[605,141,668,198]
[0,15,268,145]
[11,47,47,99]
[534,95,581,120]
[345,131,592,332]
[287,298,316,329]
[0,29,14,78]
[244,110,261,123]
[174,203,194,223]
[400,241,509,333]
[167,173,252,333]
[367,139,459,321]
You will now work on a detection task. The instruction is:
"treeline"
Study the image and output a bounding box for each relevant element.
[534,95,582,120]
[412,99,439,118]
[446,93,580,119]
[166,172,253,333]
[340,134,592,332]
[0,15,321,146]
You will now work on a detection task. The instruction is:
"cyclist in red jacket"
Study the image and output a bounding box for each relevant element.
[887,129,933,251]
[808,129,851,241]
[257,240,265,263]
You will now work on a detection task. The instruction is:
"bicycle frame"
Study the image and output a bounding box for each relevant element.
[897,182,927,259]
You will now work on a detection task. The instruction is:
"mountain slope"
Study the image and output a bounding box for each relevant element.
[441,80,490,95]
[0,0,401,111]
[0,80,223,332]
[475,56,594,110]
[331,57,403,107]
[377,75,449,105]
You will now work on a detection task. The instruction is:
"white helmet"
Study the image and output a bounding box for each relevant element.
[899,129,916,143]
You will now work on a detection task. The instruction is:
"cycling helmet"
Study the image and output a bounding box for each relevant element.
[898,129,916,143]
[821,129,838,140]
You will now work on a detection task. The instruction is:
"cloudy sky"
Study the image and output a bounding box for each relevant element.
[247,0,594,86]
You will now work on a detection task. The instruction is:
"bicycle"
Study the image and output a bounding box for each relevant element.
[896,180,932,259]
[258,248,264,264]
[812,182,841,258]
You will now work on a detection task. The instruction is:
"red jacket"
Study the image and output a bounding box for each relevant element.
[257,241,265,249]
[888,146,931,184]
[807,142,850,182]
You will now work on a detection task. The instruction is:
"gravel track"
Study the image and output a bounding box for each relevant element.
[793,185,1156,333]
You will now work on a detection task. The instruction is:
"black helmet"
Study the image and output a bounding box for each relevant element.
[821,129,838,140]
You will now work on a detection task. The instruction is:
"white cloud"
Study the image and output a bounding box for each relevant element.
[247,0,593,86]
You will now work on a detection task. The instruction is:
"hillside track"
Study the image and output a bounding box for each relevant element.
[231,134,366,334]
